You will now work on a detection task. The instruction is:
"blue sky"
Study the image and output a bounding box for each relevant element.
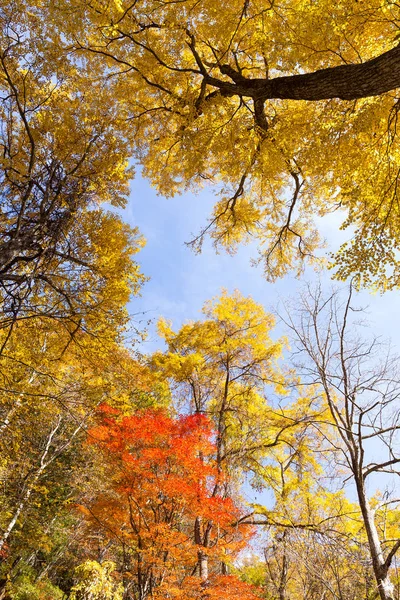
[124,171,400,354]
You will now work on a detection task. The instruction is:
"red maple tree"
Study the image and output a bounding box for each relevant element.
[79,405,260,599]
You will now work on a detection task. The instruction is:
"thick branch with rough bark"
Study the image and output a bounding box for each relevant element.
[208,45,400,101]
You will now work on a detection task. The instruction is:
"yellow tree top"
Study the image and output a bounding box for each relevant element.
[44,0,400,289]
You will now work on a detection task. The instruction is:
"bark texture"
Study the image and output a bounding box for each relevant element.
[207,44,400,101]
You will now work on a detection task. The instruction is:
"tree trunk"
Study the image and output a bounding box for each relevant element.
[194,517,209,582]
[356,482,394,600]
[278,548,288,600]
[0,430,58,554]
[198,551,208,581]
[0,583,8,600]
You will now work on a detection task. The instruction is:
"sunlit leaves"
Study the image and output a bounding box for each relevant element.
[46,0,400,288]
[81,406,257,599]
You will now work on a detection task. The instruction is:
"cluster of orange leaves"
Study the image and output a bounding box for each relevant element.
[81,405,260,598]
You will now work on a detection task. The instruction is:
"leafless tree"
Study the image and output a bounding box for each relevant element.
[282,284,400,600]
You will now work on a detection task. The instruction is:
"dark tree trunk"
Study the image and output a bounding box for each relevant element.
[207,44,400,101]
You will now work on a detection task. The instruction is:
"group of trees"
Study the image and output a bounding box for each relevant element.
[2,1,400,599]
[2,287,400,600]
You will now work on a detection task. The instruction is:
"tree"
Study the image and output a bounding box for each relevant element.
[0,5,154,592]
[152,291,310,479]
[69,561,123,600]
[79,405,259,600]
[0,0,144,346]
[0,316,162,599]
[151,291,327,588]
[260,526,374,600]
[283,285,400,600]
[43,0,400,288]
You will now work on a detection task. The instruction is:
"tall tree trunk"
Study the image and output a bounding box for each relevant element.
[356,479,394,600]
[278,533,288,600]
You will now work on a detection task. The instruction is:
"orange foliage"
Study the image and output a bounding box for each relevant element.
[80,406,257,599]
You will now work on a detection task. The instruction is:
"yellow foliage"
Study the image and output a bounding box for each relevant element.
[40,0,400,288]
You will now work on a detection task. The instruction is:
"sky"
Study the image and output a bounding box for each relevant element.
[124,171,400,354]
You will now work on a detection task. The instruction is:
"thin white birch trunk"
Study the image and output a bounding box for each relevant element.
[0,416,85,552]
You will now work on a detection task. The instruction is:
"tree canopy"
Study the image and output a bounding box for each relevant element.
[41,0,400,289]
